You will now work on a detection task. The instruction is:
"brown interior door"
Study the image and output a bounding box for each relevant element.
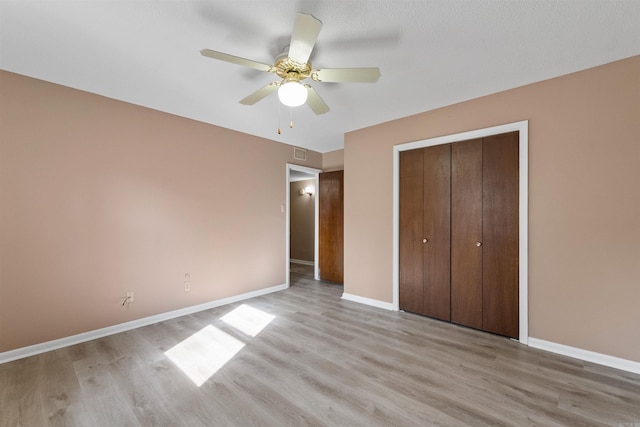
[451,138,483,329]
[399,150,425,314]
[399,134,518,336]
[482,131,519,338]
[421,144,452,321]
[400,145,451,320]
[319,170,344,283]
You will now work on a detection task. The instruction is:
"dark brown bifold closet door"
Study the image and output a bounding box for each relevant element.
[400,131,519,339]
[451,138,483,330]
[319,170,344,283]
[482,132,519,338]
[399,149,425,314]
[399,145,451,321]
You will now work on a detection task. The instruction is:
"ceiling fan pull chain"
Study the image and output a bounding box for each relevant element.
[277,97,282,134]
[290,107,294,128]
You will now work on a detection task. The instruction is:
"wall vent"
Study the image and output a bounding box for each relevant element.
[293,147,307,161]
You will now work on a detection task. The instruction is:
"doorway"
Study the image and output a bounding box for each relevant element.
[286,163,322,287]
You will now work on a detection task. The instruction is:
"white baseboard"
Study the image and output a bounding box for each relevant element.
[0,283,287,365]
[290,258,314,266]
[528,338,640,375]
[339,295,640,375]
[6,286,638,376]
[341,293,395,311]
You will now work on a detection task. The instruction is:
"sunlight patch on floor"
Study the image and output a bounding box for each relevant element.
[164,304,276,387]
[164,324,245,387]
[221,303,276,337]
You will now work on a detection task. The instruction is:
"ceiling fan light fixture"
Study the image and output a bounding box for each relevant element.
[201,13,379,115]
[278,81,308,107]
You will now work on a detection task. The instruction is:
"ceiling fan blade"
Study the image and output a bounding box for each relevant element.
[200,49,272,72]
[312,67,381,83]
[304,85,330,115]
[288,13,322,64]
[239,82,280,105]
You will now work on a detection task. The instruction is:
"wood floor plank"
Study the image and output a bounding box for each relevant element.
[72,357,141,426]
[36,349,92,427]
[1,264,639,426]
[142,358,226,426]
[244,331,443,426]
[0,356,46,427]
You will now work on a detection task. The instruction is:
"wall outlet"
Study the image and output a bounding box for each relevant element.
[126,291,135,303]
[184,281,191,292]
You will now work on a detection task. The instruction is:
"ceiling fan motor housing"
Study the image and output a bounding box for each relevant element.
[273,56,312,83]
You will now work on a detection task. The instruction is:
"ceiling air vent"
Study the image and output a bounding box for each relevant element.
[293,147,307,161]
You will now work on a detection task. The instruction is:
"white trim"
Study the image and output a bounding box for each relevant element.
[529,338,640,375]
[289,176,314,183]
[290,258,314,266]
[0,283,287,365]
[341,293,395,311]
[392,120,529,344]
[286,163,322,284]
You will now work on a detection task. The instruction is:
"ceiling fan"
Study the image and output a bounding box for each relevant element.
[200,12,381,115]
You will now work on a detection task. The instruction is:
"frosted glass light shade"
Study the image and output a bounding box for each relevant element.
[278,81,308,107]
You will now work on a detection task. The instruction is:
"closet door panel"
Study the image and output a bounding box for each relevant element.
[482,132,519,338]
[451,139,483,329]
[399,150,424,314]
[422,144,451,321]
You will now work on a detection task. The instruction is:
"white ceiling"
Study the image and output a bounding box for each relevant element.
[1,1,639,153]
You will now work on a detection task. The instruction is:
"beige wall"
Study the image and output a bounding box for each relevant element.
[0,71,321,352]
[289,179,315,262]
[322,149,344,171]
[344,56,640,362]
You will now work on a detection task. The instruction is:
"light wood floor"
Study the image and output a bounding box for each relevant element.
[2,264,639,426]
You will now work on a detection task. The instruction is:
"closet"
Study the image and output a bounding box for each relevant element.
[399,131,519,338]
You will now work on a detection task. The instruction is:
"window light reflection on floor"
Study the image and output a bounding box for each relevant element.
[164,304,275,387]
[220,303,276,337]
[164,325,245,387]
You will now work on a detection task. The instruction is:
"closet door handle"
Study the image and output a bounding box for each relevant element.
[476,241,482,247]
[423,238,429,244]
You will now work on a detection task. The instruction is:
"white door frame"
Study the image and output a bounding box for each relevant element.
[286,163,322,286]
[392,120,529,344]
